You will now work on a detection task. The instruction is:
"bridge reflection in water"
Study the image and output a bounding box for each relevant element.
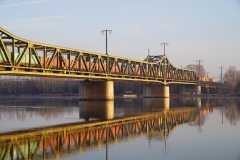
[0,99,198,160]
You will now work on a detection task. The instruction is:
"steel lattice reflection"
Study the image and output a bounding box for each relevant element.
[0,108,197,160]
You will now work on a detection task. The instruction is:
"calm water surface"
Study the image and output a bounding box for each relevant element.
[0,97,239,160]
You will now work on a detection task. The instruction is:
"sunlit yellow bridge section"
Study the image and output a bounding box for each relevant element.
[0,27,196,84]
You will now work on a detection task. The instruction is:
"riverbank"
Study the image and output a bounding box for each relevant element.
[0,93,239,100]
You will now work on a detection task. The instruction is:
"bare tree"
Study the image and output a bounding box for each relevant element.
[36,77,52,94]
[0,76,6,94]
[54,79,65,94]
[223,66,240,93]
[224,104,238,125]
[186,64,206,77]
[5,80,14,94]
[235,81,240,95]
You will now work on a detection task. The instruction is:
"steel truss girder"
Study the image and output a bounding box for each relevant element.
[0,28,196,84]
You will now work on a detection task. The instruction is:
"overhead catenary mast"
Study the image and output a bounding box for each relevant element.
[219,66,224,83]
[160,42,169,55]
[101,30,112,55]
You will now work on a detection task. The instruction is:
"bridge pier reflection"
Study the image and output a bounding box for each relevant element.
[196,98,202,108]
[79,100,114,120]
[143,98,170,110]
[143,84,170,98]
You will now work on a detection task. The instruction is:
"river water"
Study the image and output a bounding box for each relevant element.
[0,97,239,160]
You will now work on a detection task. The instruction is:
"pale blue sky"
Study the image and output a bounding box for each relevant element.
[0,0,240,80]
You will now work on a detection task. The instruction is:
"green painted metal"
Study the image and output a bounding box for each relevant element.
[0,51,38,64]
[0,51,6,62]
[0,148,5,160]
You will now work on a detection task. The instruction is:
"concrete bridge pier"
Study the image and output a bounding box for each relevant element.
[79,80,114,100]
[143,84,169,98]
[196,85,201,95]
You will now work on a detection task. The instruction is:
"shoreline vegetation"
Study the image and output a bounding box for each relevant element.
[0,93,239,99]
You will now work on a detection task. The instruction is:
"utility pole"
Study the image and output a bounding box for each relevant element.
[219,66,224,83]
[101,30,112,55]
[160,42,169,55]
[196,60,202,87]
[206,72,209,78]
[147,49,150,62]
[196,60,203,77]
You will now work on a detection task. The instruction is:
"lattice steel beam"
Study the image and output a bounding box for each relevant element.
[0,27,197,84]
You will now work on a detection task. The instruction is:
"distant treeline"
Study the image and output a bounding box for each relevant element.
[0,76,79,95]
[0,76,224,96]
[0,76,148,95]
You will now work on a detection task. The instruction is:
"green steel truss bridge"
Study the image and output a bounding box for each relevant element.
[0,27,196,85]
[0,108,197,160]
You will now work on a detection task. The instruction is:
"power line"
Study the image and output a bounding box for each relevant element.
[0,18,103,51]
[2,0,206,62]
[5,0,163,49]
[1,0,190,60]
[6,0,160,48]
[7,0,99,34]
[5,0,162,54]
